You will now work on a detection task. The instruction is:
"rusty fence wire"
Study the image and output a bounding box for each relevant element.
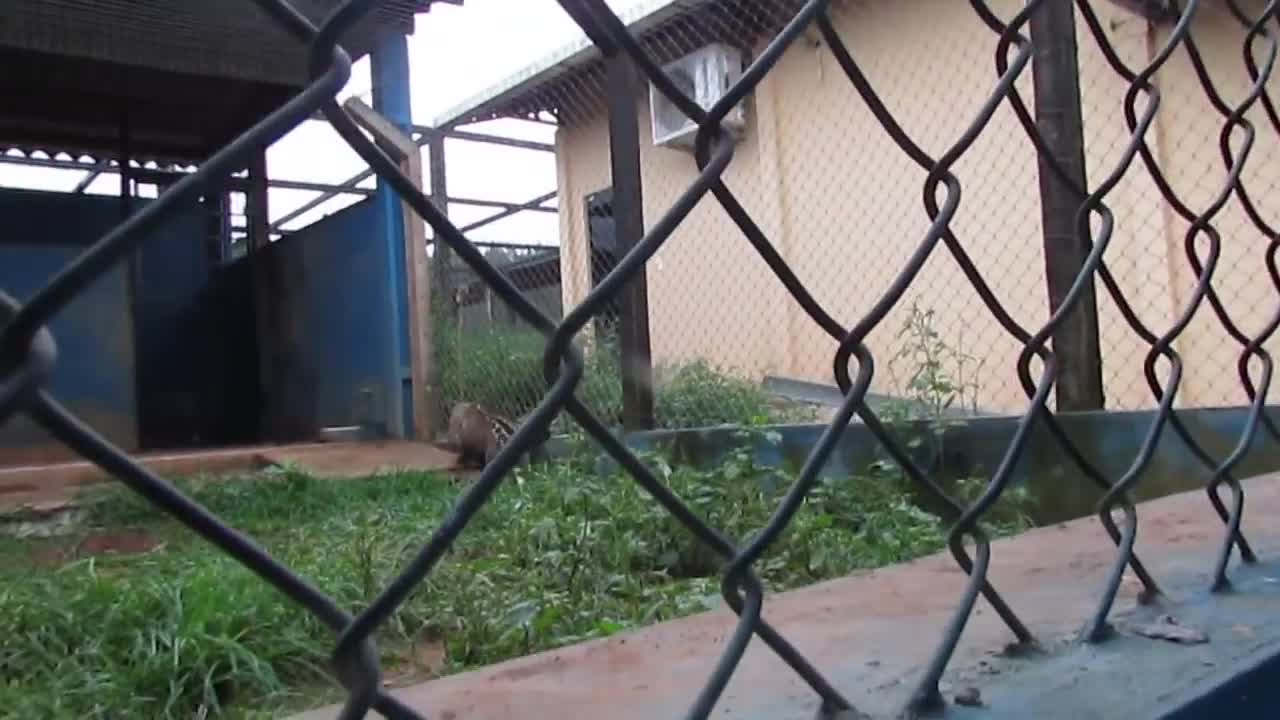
[3,0,1280,718]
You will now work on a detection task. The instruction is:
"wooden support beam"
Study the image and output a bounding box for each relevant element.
[346,98,418,161]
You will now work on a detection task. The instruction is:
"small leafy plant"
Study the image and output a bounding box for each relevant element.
[874,299,1034,531]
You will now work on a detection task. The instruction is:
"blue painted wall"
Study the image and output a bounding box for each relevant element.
[0,183,403,461]
[0,188,139,462]
[251,197,398,435]
[0,187,245,461]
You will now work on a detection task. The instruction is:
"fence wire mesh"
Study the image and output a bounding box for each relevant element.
[2,0,1280,718]
[520,0,1280,423]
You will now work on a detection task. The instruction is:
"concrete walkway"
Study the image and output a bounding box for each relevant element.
[290,473,1280,720]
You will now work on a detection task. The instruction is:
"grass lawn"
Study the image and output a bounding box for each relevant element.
[0,436,1033,719]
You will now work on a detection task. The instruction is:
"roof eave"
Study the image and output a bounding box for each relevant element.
[429,0,697,129]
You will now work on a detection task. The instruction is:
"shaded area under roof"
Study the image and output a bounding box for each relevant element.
[0,0,461,163]
[432,0,802,129]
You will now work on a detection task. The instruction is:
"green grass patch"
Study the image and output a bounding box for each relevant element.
[0,437,1033,719]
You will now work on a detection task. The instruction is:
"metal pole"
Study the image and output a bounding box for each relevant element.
[605,52,655,431]
[1030,0,1105,411]
[73,159,109,194]
[119,104,144,455]
[246,153,270,253]
[427,130,455,317]
[426,129,455,434]
[118,107,134,220]
[245,150,292,441]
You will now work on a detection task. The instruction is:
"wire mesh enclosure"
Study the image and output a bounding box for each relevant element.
[3,0,1280,718]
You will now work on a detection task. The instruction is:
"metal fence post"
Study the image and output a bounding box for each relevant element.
[1030,0,1106,411]
[606,52,656,431]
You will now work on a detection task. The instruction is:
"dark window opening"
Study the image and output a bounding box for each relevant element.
[585,188,621,338]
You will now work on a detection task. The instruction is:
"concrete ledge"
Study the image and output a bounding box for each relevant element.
[0,440,461,513]
[585,405,1280,525]
[290,472,1280,720]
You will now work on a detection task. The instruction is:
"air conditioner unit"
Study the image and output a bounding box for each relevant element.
[649,43,748,150]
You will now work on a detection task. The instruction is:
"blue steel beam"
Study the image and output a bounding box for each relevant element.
[371,30,414,440]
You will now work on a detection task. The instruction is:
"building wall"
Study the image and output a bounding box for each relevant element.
[554,0,1280,414]
[555,49,792,384]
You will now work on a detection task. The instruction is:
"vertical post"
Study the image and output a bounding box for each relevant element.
[372,31,414,439]
[246,154,270,253]
[365,35,434,442]
[1030,0,1105,411]
[214,190,233,263]
[119,105,144,454]
[117,106,134,220]
[245,150,286,441]
[427,130,455,322]
[605,52,656,430]
[399,143,435,441]
[426,129,455,435]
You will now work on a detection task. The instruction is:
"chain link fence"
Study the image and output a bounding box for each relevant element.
[3,0,1280,718]
[435,241,569,423]
[478,0,1280,424]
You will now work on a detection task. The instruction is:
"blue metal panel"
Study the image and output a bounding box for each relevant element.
[371,29,413,438]
[0,188,138,461]
[131,199,215,449]
[265,197,398,434]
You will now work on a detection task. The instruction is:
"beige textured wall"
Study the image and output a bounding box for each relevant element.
[554,0,1280,414]
[1138,0,1280,410]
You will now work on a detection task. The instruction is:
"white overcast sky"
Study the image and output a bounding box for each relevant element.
[0,0,651,247]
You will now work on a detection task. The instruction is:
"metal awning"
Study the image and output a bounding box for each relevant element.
[0,0,461,162]
[431,0,800,129]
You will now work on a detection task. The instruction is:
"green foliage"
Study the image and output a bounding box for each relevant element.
[654,359,810,428]
[433,318,807,430]
[888,298,985,422]
[0,429,989,720]
[874,299,1034,531]
[0,301,1041,720]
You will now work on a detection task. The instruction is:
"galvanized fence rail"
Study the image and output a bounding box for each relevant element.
[2,1,1279,718]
